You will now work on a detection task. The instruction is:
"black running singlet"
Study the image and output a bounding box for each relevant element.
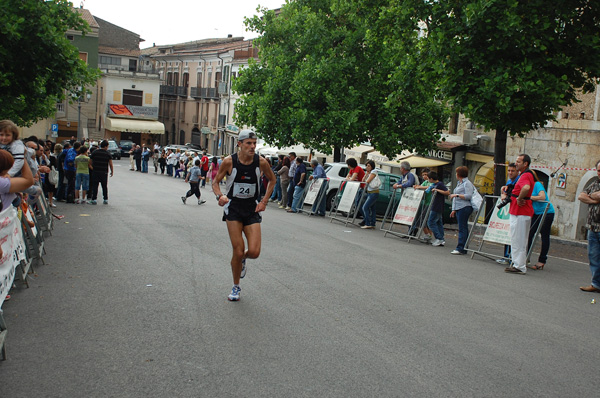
[224,153,261,211]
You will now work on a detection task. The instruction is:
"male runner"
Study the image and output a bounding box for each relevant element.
[212,130,276,301]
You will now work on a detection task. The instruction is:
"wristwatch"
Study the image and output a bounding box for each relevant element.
[215,194,223,201]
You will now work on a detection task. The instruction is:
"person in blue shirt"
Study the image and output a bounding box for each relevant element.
[526,172,555,270]
[497,163,520,265]
[288,157,307,213]
[425,171,449,246]
[309,159,327,216]
[392,161,416,190]
[64,141,80,203]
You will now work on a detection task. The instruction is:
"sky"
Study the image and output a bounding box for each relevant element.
[81,0,286,48]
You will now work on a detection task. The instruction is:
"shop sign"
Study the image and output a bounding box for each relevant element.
[426,150,453,161]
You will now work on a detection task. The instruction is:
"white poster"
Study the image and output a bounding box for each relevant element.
[304,178,324,206]
[0,206,25,306]
[483,199,512,245]
[337,181,361,213]
[393,188,424,225]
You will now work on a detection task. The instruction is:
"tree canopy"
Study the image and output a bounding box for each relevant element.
[420,0,600,191]
[0,0,99,126]
[233,0,446,158]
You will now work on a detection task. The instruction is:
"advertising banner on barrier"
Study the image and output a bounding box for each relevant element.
[337,181,361,213]
[304,178,324,206]
[393,188,424,225]
[0,206,25,306]
[483,199,512,245]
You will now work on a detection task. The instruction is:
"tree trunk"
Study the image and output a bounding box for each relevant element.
[493,127,507,196]
[334,147,341,163]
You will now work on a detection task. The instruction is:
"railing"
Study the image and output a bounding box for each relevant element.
[160,85,176,95]
[190,87,201,98]
[177,86,187,97]
[56,103,65,113]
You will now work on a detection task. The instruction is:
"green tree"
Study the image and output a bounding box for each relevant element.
[234,0,446,159]
[422,0,600,193]
[0,0,99,126]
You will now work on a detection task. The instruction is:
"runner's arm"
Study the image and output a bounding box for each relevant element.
[212,156,232,206]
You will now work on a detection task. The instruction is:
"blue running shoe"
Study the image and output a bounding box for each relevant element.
[228,285,241,301]
[240,258,247,279]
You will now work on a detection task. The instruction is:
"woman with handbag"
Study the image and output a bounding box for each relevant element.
[42,146,58,207]
[449,166,474,254]
[361,160,381,229]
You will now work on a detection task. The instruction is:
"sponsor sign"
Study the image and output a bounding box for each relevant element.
[393,188,424,225]
[482,199,512,245]
[304,178,324,206]
[108,104,158,119]
[337,181,361,213]
[0,207,25,305]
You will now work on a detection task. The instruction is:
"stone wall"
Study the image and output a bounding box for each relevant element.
[507,127,600,240]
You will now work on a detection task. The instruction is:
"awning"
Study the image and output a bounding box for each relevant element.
[344,145,375,158]
[366,151,390,163]
[276,145,327,158]
[382,155,450,169]
[105,117,165,135]
[465,153,494,163]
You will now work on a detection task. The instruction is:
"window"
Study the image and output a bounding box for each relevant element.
[99,55,121,66]
[183,73,189,88]
[197,72,203,87]
[79,52,88,64]
[174,72,179,86]
[223,66,230,83]
[123,89,143,106]
[129,59,137,71]
[67,35,74,41]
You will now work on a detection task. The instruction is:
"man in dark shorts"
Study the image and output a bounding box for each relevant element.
[212,130,276,301]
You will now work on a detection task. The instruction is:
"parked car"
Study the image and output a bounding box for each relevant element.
[119,140,134,157]
[107,140,121,160]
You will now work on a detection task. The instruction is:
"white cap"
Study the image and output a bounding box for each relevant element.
[238,129,257,141]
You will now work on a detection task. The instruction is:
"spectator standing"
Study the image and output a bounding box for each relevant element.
[209,156,219,185]
[278,157,290,209]
[269,155,284,203]
[286,152,297,209]
[141,146,150,173]
[288,157,307,213]
[152,149,160,173]
[89,140,113,205]
[42,146,57,207]
[166,149,176,176]
[158,150,166,174]
[527,172,555,270]
[133,144,142,172]
[74,146,90,204]
[578,160,600,293]
[496,163,520,265]
[54,143,65,202]
[360,160,380,228]
[64,141,80,203]
[425,171,449,246]
[129,144,136,170]
[0,149,35,209]
[504,154,535,275]
[414,168,433,240]
[200,151,209,187]
[392,161,416,190]
[309,159,328,216]
[449,166,474,255]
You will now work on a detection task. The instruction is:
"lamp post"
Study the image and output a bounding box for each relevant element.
[76,88,92,142]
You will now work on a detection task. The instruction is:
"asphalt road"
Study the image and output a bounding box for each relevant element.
[1,159,598,397]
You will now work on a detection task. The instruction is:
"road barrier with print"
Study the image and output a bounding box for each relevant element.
[298,178,329,216]
[465,196,550,263]
[381,188,435,243]
[329,181,367,226]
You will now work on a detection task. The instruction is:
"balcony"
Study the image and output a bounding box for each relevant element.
[56,102,65,117]
[160,85,176,95]
[190,87,201,98]
[200,87,218,99]
[177,86,187,97]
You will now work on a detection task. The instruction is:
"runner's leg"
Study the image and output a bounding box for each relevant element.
[226,220,246,285]
[243,223,262,260]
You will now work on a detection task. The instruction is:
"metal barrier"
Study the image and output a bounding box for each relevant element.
[329,181,367,226]
[298,178,329,216]
[381,188,435,243]
[465,196,550,264]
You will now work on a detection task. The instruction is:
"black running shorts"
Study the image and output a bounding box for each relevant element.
[222,203,262,226]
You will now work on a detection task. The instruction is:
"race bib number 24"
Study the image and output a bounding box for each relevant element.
[233,182,256,199]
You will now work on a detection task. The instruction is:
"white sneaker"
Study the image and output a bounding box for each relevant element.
[451,249,464,255]
[228,285,241,301]
[423,235,432,241]
[198,199,206,205]
[432,239,445,247]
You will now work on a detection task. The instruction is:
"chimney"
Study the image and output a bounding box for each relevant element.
[228,34,233,38]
